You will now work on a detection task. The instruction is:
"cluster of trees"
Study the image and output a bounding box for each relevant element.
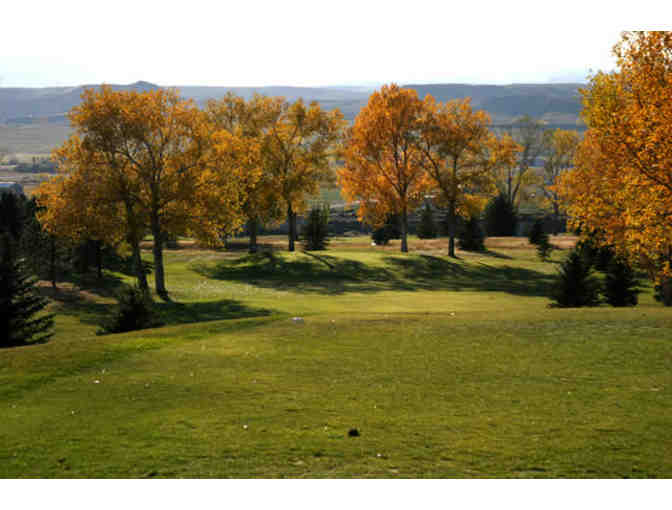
[557,31,672,296]
[551,237,640,308]
[38,84,578,301]
[339,84,579,256]
[37,87,347,298]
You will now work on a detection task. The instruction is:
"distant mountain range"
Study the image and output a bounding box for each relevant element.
[406,83,585,128]
[0,81,586,149]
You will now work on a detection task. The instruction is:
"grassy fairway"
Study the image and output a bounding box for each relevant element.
[1,236,671,478]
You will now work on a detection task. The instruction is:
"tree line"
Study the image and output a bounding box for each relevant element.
[340,84,579,256]
[34,84,580,297]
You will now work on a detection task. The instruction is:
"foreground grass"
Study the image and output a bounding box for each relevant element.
[2,236,671,477]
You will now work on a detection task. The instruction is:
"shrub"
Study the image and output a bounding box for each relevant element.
[371,213,401,246]
[163,231,180,249]
[654,279,672,306]
[603,258,639,307]
[484,193,517,236]
[457,215,486,252]
[416,204,437,239]
[528,219,544,245]
[575,234,614,271]
[536,231,554,262]
[0,234,53,347]
[550,250,601,307]
[301,204,330,251]
[98,285,162,335]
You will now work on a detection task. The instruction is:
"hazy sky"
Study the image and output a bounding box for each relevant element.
[1,1,669,88]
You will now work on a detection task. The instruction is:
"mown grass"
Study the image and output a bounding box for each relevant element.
[1,236,671,478]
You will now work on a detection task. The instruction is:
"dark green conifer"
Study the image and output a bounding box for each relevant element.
[604,258,639,307]
[457,215,486,252]
[550,250,601,307]
[301,204,330,251]
[416,204,437,239]
[0,234,53,347]
[484,193,517,236]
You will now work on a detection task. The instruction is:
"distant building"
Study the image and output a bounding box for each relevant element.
[0,182,24,195]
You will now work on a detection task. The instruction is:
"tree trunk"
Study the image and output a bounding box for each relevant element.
[130,238,149,293]
[76,241,90,274]
[95,240,103,280]
[288,204,296,252]
[50,236,57,289]
[553,202,561,235]
[150,215,167,298]
[400,207,408,253]
[448,200,457,258]
[248,218,258,254]
[449,158,459,258]
[124,200,149,292]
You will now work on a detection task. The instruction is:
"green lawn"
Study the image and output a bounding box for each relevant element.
[2,236,671,478]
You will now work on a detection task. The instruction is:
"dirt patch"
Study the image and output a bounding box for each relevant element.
[35,281,107,303]
[486,236,578,250]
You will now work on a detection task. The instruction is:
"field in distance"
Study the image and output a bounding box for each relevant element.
[2,235,671,478]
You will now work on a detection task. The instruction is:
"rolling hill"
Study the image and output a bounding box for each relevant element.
[0,81,586,153]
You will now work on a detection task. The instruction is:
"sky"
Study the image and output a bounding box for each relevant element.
[1,0,670,88]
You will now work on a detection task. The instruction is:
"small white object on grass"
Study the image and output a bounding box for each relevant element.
[94,380,100,384]
[243,425,248,430]
[371,242,376,246]
[292,317,305,324]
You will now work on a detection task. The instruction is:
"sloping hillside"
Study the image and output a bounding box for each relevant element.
[404,83,585,127]
[0,81,586,153]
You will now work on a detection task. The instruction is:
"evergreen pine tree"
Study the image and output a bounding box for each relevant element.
[371,213,401,245]
[550,250,601,307]
[536,231,554,262]
[0,192,28,243]
[484,193,517,236]
[0,234,54,347]
[575,233,614,271]
[604,258,639,307]
[654,279,672,306]
[528,219,544,245]
[19,211,71,288]
[457,215,486,252]
[416,203,437,239]
[301,204,330,251]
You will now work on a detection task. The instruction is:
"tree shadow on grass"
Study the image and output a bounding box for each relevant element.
[192,251,555,297]
[382,255,554,296]
[480,249,514,260]
[192,251,396,295]
[221,241,281,253]
[53,297,274,329]
[37,271,128,303]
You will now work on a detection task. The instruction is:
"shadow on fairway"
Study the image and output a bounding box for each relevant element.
[383,255,554,296]
[192,251,393,295]
[192,251,554,297]
[54,298,274,329]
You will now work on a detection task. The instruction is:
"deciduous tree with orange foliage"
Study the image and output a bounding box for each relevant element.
[557,31,672,292]
[38,86,250,297]
[542,129,580,233]
[340,84,431,253]
[206,93,285,253]
[260,98,346,252]
[417,97,518,257]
